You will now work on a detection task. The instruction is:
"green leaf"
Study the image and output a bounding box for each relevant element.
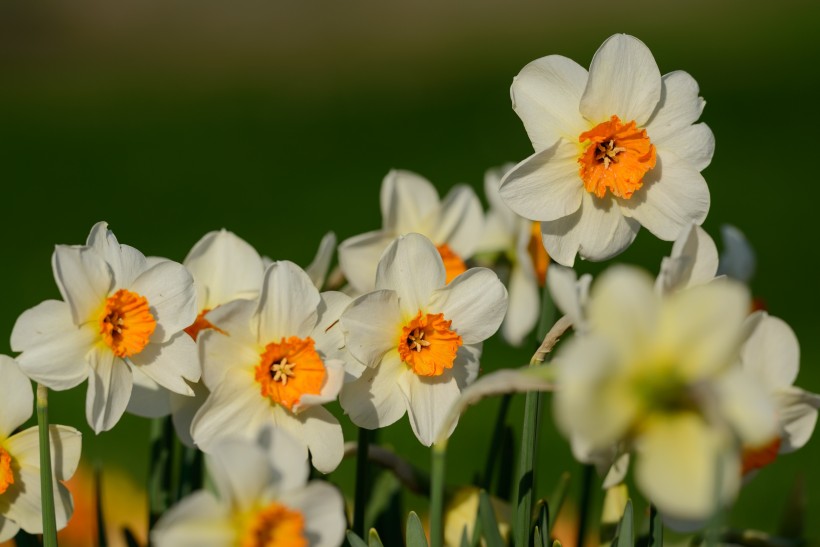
[548,472,570,519]
[478,490,504,547]
[534,526,543,547]
[614,500,634,547]
[649,504,663,547]
[406,511,429,547]
[536,498,550,547]
[346,530,368,547]
[369,528,385,547]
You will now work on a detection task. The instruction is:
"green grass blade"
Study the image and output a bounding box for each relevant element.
[614,500,634,547]
[368,528,385,547]
[429,444,447,547]
[346,530,369,547]
[479,490,504,547]
[406,511,429,547]
[536,498,550,547]
[36,385,57,547]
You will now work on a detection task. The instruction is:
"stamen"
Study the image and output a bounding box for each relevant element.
[255,337,326,411]
[398,311,463,376]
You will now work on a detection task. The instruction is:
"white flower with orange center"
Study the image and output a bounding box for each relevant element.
[10,222,199,433]
[499,34,714,266]
[0,356,82,541]
[339,233,508,445]
[151,429,345,547]
[338,169,484,293]
[189,261,351,473]
[477,164,550,346]
[553,266,778,521]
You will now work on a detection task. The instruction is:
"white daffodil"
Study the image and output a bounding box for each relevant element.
[11,222,199,433]
[553,266,777,521]
[738,313,820,476]
[499,34,713,266]
[338,170,484,292]
[339,233,507,446]
[0,356,82,541]
[477,164,549,346]
[151,429,345,547]
[190,261,351,473]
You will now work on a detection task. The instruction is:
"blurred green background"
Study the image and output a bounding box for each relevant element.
[1,0,819,543]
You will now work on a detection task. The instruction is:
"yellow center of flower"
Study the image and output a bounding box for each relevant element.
[578,115,657,199]
[741,436,781,476]
[526,222,549,287]
[255,337,326,412]
[0,447,14,495]
[99,289,157,358]
[184,308,225,341]
[436,244,467,284]
[398,311,463,377]
[240,501,307,547]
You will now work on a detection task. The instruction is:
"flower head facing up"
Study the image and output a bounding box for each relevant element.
[255,337,326,411]
[500,34,714,266]
[99,289,157,357]
[398,312,463,377]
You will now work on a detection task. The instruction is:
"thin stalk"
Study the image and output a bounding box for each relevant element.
[36,384,58,547]
[148,417,173,527]
[430,442,448,547]
[576,464,594,547]
[353,427,370,536]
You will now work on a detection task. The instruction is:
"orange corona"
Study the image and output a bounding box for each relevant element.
[741,436,781,476]
[99,289,156,358]
[0,447,13,495]
[255,337,326,411]
[578,115,656,200]
[436,244,467,284]
[398,311,463,377]
[241,502,307,547]
[184,308,225,341]
[527,222,549,286]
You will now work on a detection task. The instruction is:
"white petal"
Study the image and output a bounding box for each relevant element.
[483,163,517,231]
[715,367,778,447]
[401,369,462,446]
[171,381,210,448]
[620,153,710,241]
[430,185,483,258]
[288,481,346,547]
[655,224,719,295]
[183,229,264,310]
[654,123,714,172]
[428,267,508,345]
[450,343,482,390]
[126,366,172,418]
[150,491,232,547]
[198,328,260,389]
[0,517,20,542]
[580,34,662,126]
[498,143,584,222]
[131,261,197,343]
[477,209,515,254]
[52,245,111,325]
[11,300,95,391]
[740,313,799,388]
[305,231,337,290]
[206,438,272,509]
[203,298,258,346]
[645,71,706,143]
[774,387,820,453]
[0,355,33,437]
[339,350,409,429]
[547,265,590,330]
[259,427,310,493]
[85,347,133,433]
[511,54,589,149]
[297,406,344,473]
[376,234,445,318]
[256,261,320,343]
[501,263,540,346]
[380,169,440,235]
[129,333,199,396]
[311,291,353,361]
[337,230,395,294]
[717,224,756,283]
[634,413,740,521]
[340,290,402,368]
[7,424,82,481]
[86,222,149,288]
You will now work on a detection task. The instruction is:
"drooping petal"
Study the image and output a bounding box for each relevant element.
[129,333,199,396]
[296,406,344,473]
[740,314,799,388]
[774,387,820,453]
[11,300,95,391]
[339,350,409,429]
[288,481,346,547]
[52,245,112,325]
[501,262,540,346]
[655,224,719,295]
[337,230,396,294]
[131,261,197,343]
[340,289,402,368]
[126,366,172,418]
[85,347,133,433]
[428,268,508,345]
[431,185,484,258]
[376,234,445,318]
[717,224,756,283]
[580,34,662,126]
[547,265,591,330]
[401,369,462,446]
[645,71,706,143]
[510,54,589,150]
[256,261,320,343]
[0,355,34,437]
[380,169,440,235]
[305,231,337,290]
[498,143,584,222]
[150,491,233,547]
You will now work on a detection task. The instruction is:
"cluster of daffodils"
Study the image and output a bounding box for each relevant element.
[0,31,816,547]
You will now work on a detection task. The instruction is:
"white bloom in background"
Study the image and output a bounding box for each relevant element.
[738,313,820,475]
[500,34,713,266]
[151,429,345,547]
[477,164,549,346]
[190,261,350,473]
[655,223,718,295]
[717,224,756,283]
[338,170,484,292]
[0,356,82,541]
[11,222,199,433]
[553,266,777,521]
[339,233,507,445]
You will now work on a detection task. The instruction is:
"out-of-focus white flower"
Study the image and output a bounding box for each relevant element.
[151,429,345,547]
[338,170,484,292]
[499,34,713,266]
[655,223,718,296]
[0,356,82,541]
[11,222,198,433]
[717,224,756,283]
[553,266,777,521]
[477,164,549,346]
[339,233,507,446]
[190,261,351,473]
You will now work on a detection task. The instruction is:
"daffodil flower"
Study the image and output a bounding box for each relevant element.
[0,356,81,541]
[339,233,507,446]
[339,170,484,293]
[11,222,199,433]
[500,34,713,266]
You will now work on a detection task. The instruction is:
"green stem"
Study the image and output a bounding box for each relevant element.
[36,384,58,547]
[353,427,370,536]
[430,442,448,547]
[513,390,542,547]
[576,464,594,547]
[148,417,174,527]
